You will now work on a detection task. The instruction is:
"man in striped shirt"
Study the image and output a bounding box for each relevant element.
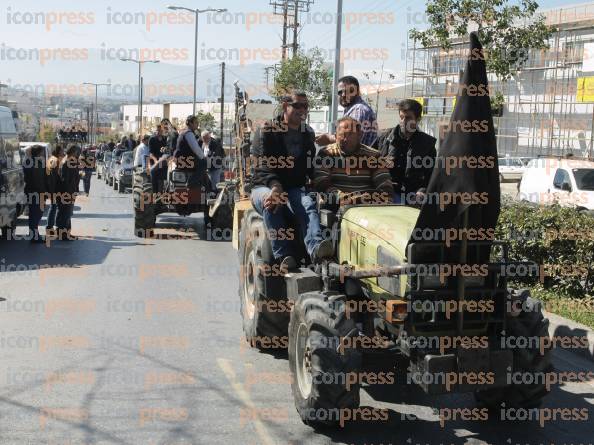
[313,116,394,207]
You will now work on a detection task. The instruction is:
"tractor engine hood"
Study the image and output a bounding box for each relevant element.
[341,206,421,258]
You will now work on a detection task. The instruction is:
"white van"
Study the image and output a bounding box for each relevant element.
[518,158,594,211]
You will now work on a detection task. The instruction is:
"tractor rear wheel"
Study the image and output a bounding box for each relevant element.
[475,290,552,409]
[289,292,362,428]
[238,209,290,348]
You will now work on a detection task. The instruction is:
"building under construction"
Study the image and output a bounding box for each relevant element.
[405,2,594,158]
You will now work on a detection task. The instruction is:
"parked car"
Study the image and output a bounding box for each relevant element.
[113,151,134,193]
[498,157,526,182]
[0,106,25,239]
[518,157,594,212]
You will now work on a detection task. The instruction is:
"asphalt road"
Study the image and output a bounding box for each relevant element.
[0,175,592,445]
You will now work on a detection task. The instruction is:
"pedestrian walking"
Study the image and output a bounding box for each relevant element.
[23,145,48,243]
[45,144,64,237]
[56,145,81,241]
[79,148,94,195]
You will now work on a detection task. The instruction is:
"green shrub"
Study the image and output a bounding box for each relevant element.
[497,202,594,298]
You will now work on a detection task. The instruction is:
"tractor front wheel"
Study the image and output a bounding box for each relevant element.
[475,290,552,409]
[289,292,362,428]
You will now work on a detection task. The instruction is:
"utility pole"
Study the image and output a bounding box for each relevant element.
[220,62,225,141]
[120,58,159,136]
[330,0,343,131]
[82,82,110,144]
[140,77,144,134]
[282,3,289,60]
[293,0,299,56]
[270,1,313,59]
[168,6,228,116]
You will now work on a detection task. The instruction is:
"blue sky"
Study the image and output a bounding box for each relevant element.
[0,0,586,88]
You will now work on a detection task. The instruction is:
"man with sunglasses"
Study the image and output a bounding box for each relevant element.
[250,91,334,270]
[316,75,378,148]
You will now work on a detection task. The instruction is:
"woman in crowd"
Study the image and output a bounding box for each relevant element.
[45,144,64,237]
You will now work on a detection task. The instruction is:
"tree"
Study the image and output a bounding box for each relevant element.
[410,0,555,80]
[271,48,333,108]
[196,111,216,131]
[38,123,55,143]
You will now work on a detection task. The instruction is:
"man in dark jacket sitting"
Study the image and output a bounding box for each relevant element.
[250,91,333,270]
[23,145,48,243]
[375,99,437,205]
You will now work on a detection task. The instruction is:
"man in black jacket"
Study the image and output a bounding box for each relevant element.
[23,145,48,243]
[56,144,81,241]
[375,99,437,204]
[250,91,333,270]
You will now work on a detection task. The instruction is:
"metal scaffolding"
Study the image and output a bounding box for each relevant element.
[405,3,594,158]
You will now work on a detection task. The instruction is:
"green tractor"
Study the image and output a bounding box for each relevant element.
[233,32,551,428]
[234,201,551,428]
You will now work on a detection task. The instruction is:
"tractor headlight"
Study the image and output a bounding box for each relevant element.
[377,246,402,296]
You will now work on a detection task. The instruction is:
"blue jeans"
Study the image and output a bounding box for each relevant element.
[393,192,405,204]
[251,186,323,260]
[46,203,58,228]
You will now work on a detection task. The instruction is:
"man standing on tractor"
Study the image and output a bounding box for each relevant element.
[315,75,378,148]
[250,91,334,271]
[174,115,206,173]
[314,116,394,206]
[375,99,437,205]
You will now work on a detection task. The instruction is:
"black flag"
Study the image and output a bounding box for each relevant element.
[410,32,500,262]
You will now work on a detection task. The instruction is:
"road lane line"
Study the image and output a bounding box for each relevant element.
[217,358,275,445]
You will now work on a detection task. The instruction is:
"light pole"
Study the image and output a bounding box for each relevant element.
[330,0,343,132]
[167,5,228,115]
[120,58,159,136]
[82,82,110,145]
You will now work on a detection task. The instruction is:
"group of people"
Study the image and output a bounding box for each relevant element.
[24,144,87,243]
[57,126,88,144]
[132,117,225,194]
[249,75,437,270]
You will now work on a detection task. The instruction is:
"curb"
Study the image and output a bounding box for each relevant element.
[545,311,594,363]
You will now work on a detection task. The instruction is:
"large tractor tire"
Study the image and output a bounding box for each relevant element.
[289,292,362,428]
[238,209,290,347]
[475,290,552,409]
[133,175,156,238]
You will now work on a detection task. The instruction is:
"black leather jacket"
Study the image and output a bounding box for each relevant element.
[375,126,437,194]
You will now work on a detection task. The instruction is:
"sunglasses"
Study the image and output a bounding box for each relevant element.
[289,102,309,110]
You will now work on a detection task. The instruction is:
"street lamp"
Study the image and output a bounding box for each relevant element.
[167,5,228,115]
[82,82,111,145]
[120,58,160,136]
